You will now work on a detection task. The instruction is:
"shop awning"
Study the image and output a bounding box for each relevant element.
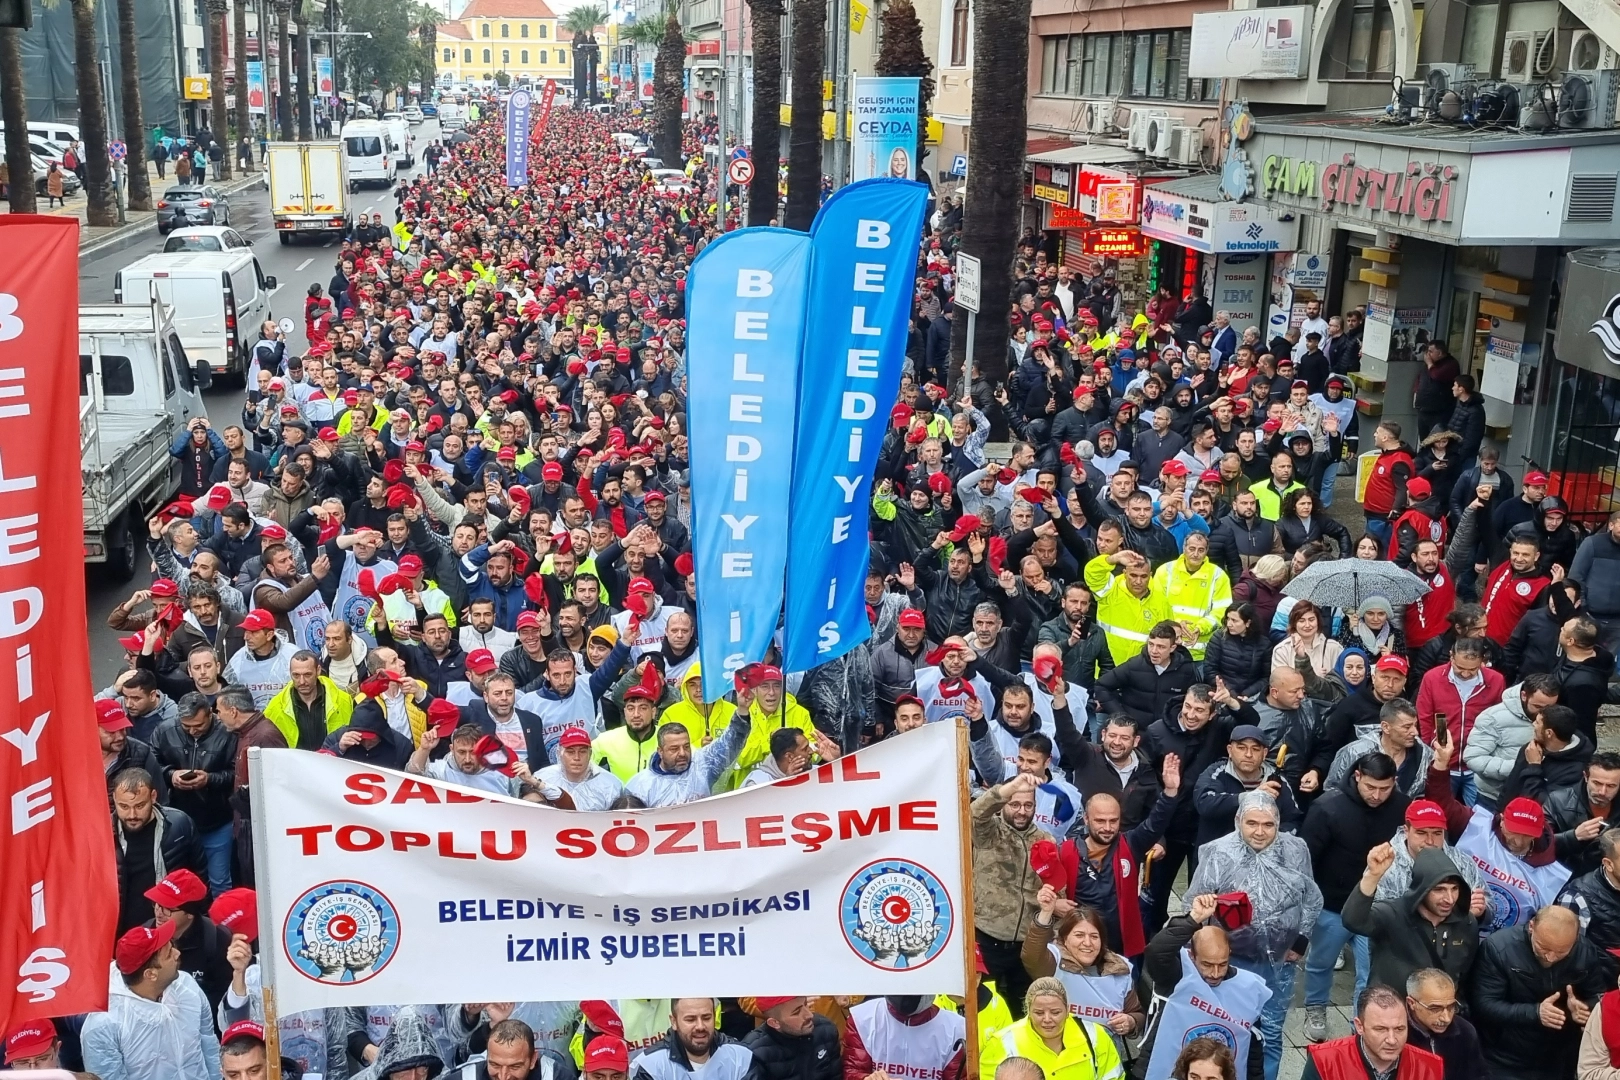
[1025,144,1140,168]
[1148,172,1225,201]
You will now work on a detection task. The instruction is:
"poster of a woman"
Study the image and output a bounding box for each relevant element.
[887,147,912,179]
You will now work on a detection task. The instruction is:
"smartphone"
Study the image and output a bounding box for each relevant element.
[1433,713,1450,742]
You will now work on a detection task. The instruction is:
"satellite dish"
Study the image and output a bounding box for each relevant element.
[1560,74,1593,126]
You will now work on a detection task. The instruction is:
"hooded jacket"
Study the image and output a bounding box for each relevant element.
[1192,758,1303,845]
[165,609,246,668]
[742,1012,842,1080]
[1342,848,1478,993]
[625,711,751,807]
[351,1008,445,1080]
[80,965,222,1080]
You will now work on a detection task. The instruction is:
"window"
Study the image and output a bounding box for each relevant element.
[502,49,511,63]
[501,22,509,36]
[538,49,547,63]
[521,49,529,63]
[464,48,473,62]
[539,23,548,37]
[78,354,134,397]
[949,0,968,67]
[1037,29,1214,101]
[160,342,177,398]
[521,23,528,36]
[559,49,567,63]
[481,21,490,36]
[483,47,492,63]
[1319,0,1399,79]
[443,47,453,61]
[345,136,383,155]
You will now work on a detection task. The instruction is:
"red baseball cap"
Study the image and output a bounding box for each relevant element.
[627,576,656,595]
[221,1020,266,1046]
[427,699,462,737]
[96,698,133,731]
[144,868,207,908]
[898,608,926,629]
[466,649,497,674]
[114,919,178,975]
[1161,460,1189,478]
[240,608,276,633]
[149,578,180,598]
[584,1035,630,1074]
[580,1000,624,1038]
[209,887,259,941]
[1524,470,1549,486]
[542,461,565,482]
[397,554,424,575]
[1374,655,1409,674]
[1199,469,1223,484]
[260,523,288,541]
[754,996,797,1012]
[4,1019,56,1064]
[1502,797,1546,836]
[558,726,593,749]
[1405,800,1447,830]
[516,610,545,630]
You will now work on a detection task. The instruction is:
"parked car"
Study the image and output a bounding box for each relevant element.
[162,225,253,252]
[156,185,232,232]
[403,105,425,123]
[420,102,438,117]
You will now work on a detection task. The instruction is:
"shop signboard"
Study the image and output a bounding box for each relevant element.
[1139,188,1299,254]
[1044,203,1091,230]
[1076,166,1132,218]
[1190,7,1312,79]
[1096,181,1140,222]
[1556,247,1620,379]
[1082,227,1147,257]
[1248,131,1470,242]
[1213,254,1266,329]
[1032,162,1073,206]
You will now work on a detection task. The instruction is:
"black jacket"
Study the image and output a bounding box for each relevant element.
[914,559,990,643]
[1500,731,1595,804]
[104,736,167,806]
[1208,512,1278,582]
[1301,781,1411,912]
[1555,648,1616,742]
[1343,848,1478,996]
[171,913,236,1013]
[1200,628,1272,701]
[1502,603,1569,685]
[1135,915,1263,1080]
[1403,1008,1486,1080]
[1446,394,1487,463]
[1056,700,1161,830]
[460,701,553,771]
[1144,704,1243,844]
[114,805,203,934]
[149,716,239,831]
[1094,646,1199,728]
[1313,683,1393,776]
[1470,920,1615,1080]
[1192,760,1303,845]
[1546,780,1620,875]
[741,1013,841,1080]
[1555,865,1620,956]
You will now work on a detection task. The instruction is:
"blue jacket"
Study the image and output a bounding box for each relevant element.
[459,544,532,630]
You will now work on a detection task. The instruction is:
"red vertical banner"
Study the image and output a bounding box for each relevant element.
[0,218,116,1036]
[536,79,558,135]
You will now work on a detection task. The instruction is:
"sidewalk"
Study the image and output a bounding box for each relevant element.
[26,159,267,254]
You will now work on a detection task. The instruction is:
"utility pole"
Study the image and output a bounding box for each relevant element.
[829,0,847,188]
[717,27,728,228]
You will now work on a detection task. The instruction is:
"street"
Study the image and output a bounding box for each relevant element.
[79,122,439,687]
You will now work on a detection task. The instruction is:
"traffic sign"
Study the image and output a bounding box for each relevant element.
[107,140,127,161]
[950,153,967,176]
[727,157,754,185]
[730,145,749,161]
[954,253,981,313]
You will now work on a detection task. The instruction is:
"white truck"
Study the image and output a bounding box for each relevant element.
[267,141,352,243]
[80,297,212,580]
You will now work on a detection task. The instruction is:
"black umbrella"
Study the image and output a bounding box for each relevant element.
[445,130,473,145]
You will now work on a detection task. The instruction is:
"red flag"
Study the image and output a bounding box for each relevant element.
[536,79,558,134]
[0,218,116,1034]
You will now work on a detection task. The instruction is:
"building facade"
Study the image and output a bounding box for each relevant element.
[437,0,601,89]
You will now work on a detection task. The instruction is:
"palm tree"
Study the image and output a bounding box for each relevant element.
[949,0,1028,385]
[1,29,35,213]
[652,8,683,164]
[234,0,252,172]
[783,0,824,230]
[274,0,295,139]
[113,0,155,207]
[744,0,781,225]
[874,0,932,180]
[71,0,117,225]
[208,0,233,178]
[293,0,313,140]
[416,5,438,91]
[562,5,606,106]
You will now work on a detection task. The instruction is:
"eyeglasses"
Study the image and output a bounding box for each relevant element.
[1412,999,1457,1015]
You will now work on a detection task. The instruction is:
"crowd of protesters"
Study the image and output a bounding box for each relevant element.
[13,82,1620,1080]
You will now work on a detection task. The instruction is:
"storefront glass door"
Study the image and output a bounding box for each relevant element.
[1545,362,1620,523]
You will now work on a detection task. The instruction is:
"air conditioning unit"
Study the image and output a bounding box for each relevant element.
[1125,110,1152,151]
[1501,29,1554,80]
[1559,69,1620,128]
[1149,120,1177,158]
[1168,125,1203,166]
[1569,29,1620,72]
[1085,100,1114,134]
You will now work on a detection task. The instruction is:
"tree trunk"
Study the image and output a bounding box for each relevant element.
[275,1,294,139]
[234,0,252,171]
[209,0,233,179]
[784,0,824,231]
[948,0,1028,385]
[873,0,932,181]
[651,13,683,165]
[115,0,153,208]
[744,0,781,225]
[293,6,313,141]
[72,0,118,226]
[0,28,36,213]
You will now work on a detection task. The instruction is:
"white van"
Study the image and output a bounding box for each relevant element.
[341,119,395,189]
[380,115,415,169]
[113,251,278,381]
[0,120,81,146]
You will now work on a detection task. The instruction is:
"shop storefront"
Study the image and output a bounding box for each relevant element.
[1024,145,1143,288]
[1238,115,1620,475]
[1548,248,1620,520]
[1136,174,1300,328]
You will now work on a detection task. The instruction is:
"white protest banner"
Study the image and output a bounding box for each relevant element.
[251,722,968,1012]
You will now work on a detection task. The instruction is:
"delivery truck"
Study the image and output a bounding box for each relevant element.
[267,141,352,243]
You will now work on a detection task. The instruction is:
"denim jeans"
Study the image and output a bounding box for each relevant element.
[1304,909,1369,1007]
[199,823,234,897]
[1365,517,1391,553]
[1318,460,1340,508]
[1233,955,1296,1080]
[1450,772,1478,807]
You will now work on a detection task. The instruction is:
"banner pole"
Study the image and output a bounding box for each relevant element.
[956,719,979,1080]
[248,747,281,1080]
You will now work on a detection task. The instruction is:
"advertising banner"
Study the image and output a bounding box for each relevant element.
[640,61,655,99]
[315,56,334,101]
[247,61,266,115]
[686,230,810,698]
[851,76,920,181]
[252,723,967,1012]
[537,80,558,135]
[505,88,534,187]
[0,219,116,1036]
[782,180,929,672]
